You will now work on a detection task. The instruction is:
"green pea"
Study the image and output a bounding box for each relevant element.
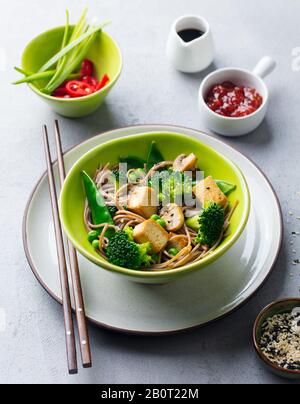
[88,230,100,243]
[151,214,161,221]
[156,219,167,228]
[168,248,179,256]
[92,239,100,250]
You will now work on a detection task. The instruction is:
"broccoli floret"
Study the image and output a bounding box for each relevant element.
[124,226,134,241]
[150,170,193,203]
[186,215,201,231]
[106,230,153,270]
[107,206,118,218]
[196,203,225,247]
[112,168,127,183]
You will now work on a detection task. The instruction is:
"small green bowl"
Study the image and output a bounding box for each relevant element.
[21,26,122,118]
[60,132,250,284]
[253,298,300,380]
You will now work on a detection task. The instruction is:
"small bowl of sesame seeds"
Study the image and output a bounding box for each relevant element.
[253,298,300,379]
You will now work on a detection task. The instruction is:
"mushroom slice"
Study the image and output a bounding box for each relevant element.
[160,203,184,232]
[173,153,198,172]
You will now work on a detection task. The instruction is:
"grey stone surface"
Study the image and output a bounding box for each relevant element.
[0,0,299,384]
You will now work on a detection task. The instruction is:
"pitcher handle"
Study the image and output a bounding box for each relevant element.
[252,56,276,79]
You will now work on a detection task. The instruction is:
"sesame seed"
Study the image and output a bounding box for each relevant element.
[260,310,300,371]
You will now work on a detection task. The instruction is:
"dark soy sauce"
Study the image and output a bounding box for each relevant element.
[177,29,204,43]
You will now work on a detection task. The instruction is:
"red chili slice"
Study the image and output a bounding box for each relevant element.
[52,86,69,97]
[82,75,99,88]
[96,74,110,91]
[66,80,95,98]
[80,59,94,77]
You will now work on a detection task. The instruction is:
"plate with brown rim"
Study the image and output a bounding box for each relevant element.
[22,125,283,335]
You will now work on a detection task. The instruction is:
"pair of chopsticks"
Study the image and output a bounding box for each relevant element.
[43,120,92,374]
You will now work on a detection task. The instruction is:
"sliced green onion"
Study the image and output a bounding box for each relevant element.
[14,66,31,75]
[46,11,70,89]
[12,70,80,85]
[43,31,98,94]
[56,10,70,70]
[38,20,110,73]
[69,7,88,43]
[13,70,56,84]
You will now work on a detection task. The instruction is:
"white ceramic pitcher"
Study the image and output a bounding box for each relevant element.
[166,15,214,73]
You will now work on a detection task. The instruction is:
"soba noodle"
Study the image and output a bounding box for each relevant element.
[84,160,238,271]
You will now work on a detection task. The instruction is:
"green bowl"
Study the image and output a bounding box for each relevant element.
[21,26,122,118]
[60,132,250,284]
[253,298,300,380]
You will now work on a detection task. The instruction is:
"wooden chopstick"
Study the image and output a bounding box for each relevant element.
[43,125,78,375]
[54,120,92,368]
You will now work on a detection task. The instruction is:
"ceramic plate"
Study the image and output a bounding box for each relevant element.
[23,125,283,334]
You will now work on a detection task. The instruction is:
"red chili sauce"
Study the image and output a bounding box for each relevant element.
[205,81,263,118]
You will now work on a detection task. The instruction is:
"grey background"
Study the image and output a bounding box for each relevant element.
[0,0,299,384]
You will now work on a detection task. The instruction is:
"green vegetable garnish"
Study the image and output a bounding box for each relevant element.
[45,10,70,91]
[150,214,166,228]
[87,230,100,242]
[119,156,145,170]
[92,239,100,249]
[13,67,80,85]
[124,226,134,242]
[39,22,110,74]
[82,171,115,239]
[215,180,236,196]
[107,206,118,218]
[156,219,167,228]
[186,215,202,231]
[146,141,165,170]
[118,142,164,172]
[152,170,193,203]
[195,203,225,247]
[106,230,154,270]
[168,248,179,256]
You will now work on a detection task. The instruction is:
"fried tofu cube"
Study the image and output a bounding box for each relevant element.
[193,176,228,208]
[133,219,170,253]
[128,186,158,218]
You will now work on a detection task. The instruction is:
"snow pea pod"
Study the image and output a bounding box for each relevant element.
[146,141,164,170]
[215,180,236,196]
[119,156,145,169]
[81,171,115,239]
